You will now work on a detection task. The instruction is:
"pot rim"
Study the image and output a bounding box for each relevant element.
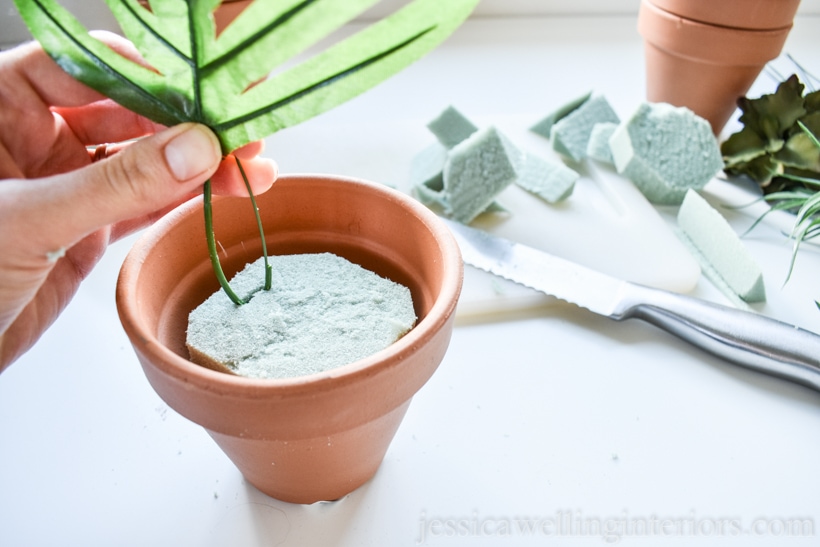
[116,173,463,399]
[646,0,800,31]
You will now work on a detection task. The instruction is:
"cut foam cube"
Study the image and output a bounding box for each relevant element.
[530,91,592,139]
[427,105,479,149]
[550,95,620,162]
[610,103,722,205]
[515,152,578,203]
[443,126,518,223]
[586,122,618,164]
[677,189,765,303]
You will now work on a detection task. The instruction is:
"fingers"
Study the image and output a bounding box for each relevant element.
[7,123,221,256]
[210,153,278,196]
[55,99,165,146]
[233,140,265,160]
[88,30,154,71]
[8,31,153,110]
[91,138,278,197]
[6,41,104,108]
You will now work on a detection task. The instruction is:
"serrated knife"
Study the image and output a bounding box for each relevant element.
[441,218,820,393]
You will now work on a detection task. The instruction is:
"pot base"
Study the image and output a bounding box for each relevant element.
[208,400,412,504]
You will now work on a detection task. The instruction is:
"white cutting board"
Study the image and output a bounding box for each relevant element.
[440,119,701,321]
[265,114,701,322]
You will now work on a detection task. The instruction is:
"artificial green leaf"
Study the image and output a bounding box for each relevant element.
[721,126,769,167]
[775,112,820,170]
[805,89,820,115]
[737,74,806,143]
[799,118,820,148]
[723,74,820,197]
[725,154,783,186]
[15,0,188,125]
[211,0,478,149]
[14,0,479,153]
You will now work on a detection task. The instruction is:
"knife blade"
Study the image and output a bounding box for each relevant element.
[441,217,820,393]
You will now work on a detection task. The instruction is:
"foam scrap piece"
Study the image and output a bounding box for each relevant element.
[530,90,592,138]
[610,103,722,205]
[409,136,504,215]
[515,153,579,203]
[443,126,518,223]
[427,105,479,149]
[412,174,448,208]
[550,95,620,162]
[410,142,447,188]
[586,122,618,164]
[187,253,417,379]
[677,190,765,303]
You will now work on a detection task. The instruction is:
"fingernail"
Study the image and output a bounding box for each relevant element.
[164,124,220,181]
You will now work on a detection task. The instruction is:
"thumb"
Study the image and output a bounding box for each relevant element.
[23,123,221,255]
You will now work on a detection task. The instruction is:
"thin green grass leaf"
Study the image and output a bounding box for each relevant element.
[798,119,820,148]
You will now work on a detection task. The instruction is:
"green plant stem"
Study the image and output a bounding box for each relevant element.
[202,158,272,306]
[203,179,246,306]
[235,156,272,290]
[798,120,820,148]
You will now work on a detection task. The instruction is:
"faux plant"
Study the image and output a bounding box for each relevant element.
[723,73,820,298]
[14,0,477,304]
[722,74,820,194]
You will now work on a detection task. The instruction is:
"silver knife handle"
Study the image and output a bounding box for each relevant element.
[617,284,820,392]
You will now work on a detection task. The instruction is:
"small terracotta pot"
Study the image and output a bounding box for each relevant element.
[638,0,796,134]
[116,174,463,504]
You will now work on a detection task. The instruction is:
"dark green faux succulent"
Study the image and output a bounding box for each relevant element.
[722,74,820,194]
[14,0,478,304]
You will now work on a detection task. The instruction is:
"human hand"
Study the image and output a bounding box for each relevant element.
[0,39,278,371]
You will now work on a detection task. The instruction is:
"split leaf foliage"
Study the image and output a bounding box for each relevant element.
[14,0,478,154]
[13,0,477,305]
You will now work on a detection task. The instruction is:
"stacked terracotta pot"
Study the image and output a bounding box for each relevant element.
[638,0,801,134]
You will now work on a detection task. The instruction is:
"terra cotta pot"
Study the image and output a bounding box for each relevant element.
[638,0,797,134]
[116,173,463,504]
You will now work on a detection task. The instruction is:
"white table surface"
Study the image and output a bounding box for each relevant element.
[2,14,820,547]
